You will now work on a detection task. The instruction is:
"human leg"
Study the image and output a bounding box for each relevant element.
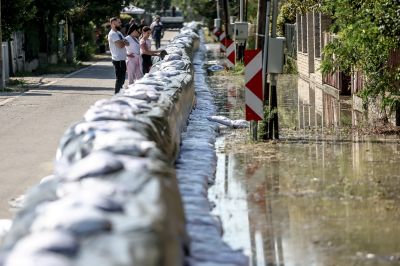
[155,38,161,49]
[134,56,143,80]
[126,58,135,85]
[113,60,126,94]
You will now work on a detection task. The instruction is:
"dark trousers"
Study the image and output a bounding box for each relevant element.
[154,38,161,49]
[112,60,126,94]
[142,54,152,74]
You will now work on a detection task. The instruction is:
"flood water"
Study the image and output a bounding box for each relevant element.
[206,44,400,266]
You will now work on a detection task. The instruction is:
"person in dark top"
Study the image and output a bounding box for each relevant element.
[140,26,160,74]
[150,16,163,49]
[139,18,147,32]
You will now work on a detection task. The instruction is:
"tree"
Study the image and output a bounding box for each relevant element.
[1,0,36,41]
[320,0,400,116]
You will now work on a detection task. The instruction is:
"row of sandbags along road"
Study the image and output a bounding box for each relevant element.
[0,23,201,266]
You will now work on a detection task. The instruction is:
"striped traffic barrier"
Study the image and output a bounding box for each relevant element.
[219,31,226,52]
[244,49,263,120]
[212,28,220,41]
[225,38,235,68]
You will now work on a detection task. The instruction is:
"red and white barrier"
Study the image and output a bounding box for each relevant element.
[244,49,263,121]
[219,31,226,52]
[212,28,220,41]
[225,38,235,68]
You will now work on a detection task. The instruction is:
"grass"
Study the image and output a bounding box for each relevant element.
[1,79,28,93]
[212,61,245,76]
[6,79,27,86]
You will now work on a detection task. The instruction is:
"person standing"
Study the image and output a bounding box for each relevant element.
[150,16,163,49]
[125,24,143,85]
[108,17,129,94]
[139,18,147,32]
[140,26,160,74]
[124,18,137,35]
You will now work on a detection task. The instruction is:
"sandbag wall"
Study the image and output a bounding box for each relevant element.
[0,25,200,266]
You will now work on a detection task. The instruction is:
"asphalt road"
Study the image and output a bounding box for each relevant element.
[0,30,178,218]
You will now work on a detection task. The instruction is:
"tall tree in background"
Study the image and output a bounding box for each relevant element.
[1,0,36,41]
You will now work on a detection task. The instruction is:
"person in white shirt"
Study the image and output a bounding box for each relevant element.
[125,24,143,84]
[108,17,129,94]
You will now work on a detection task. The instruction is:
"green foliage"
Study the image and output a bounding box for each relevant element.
[190,0,217,26]
[320,0,400,111]
[258,106,278,139]
[246,0,258,24]
[277,1,297,36]
[1,0,36,40]
[24,24,40,61]
[277,0,321,35]
[76,42,96,61]
[212,62,245,76]
[283,56,298,74]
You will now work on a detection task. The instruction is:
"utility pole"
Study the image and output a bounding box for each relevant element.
[0,0,4,89]
[222,0,230,39]
[251,0,269,140]
[255,0,266,50]
[268,0,279,139]
[216,0,221,20]
[236,0,245,62]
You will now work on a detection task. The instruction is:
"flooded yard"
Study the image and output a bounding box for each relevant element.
[206,44,400,266]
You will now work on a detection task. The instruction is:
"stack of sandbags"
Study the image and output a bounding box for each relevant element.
[0,25,200,266]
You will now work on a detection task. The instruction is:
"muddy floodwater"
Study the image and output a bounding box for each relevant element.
[206,44,400,266]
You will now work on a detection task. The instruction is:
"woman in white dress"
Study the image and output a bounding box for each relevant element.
[125,24,143,84]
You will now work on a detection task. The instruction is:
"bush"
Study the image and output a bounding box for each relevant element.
[76,42,96,61]
[283,56,298,74]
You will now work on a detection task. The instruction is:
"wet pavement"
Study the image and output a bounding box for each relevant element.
[205,43,400,266]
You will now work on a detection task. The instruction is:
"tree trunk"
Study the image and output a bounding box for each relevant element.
[66,19,74,64]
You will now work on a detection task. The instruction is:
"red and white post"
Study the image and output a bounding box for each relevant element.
[244,49,263,121]
[219,31,226,53]
[212,28,220,42]
[225,38,235,68]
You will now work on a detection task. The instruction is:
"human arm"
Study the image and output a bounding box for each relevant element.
[140,39,159,56]
[110,31,129,48]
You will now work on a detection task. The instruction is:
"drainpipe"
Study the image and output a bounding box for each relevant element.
[268,0,279,139]
[260,0,271,140]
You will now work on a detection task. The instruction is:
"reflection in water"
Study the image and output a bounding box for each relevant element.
[207,64,400,265]
[210,140,400,266]
[278,75,360,136]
